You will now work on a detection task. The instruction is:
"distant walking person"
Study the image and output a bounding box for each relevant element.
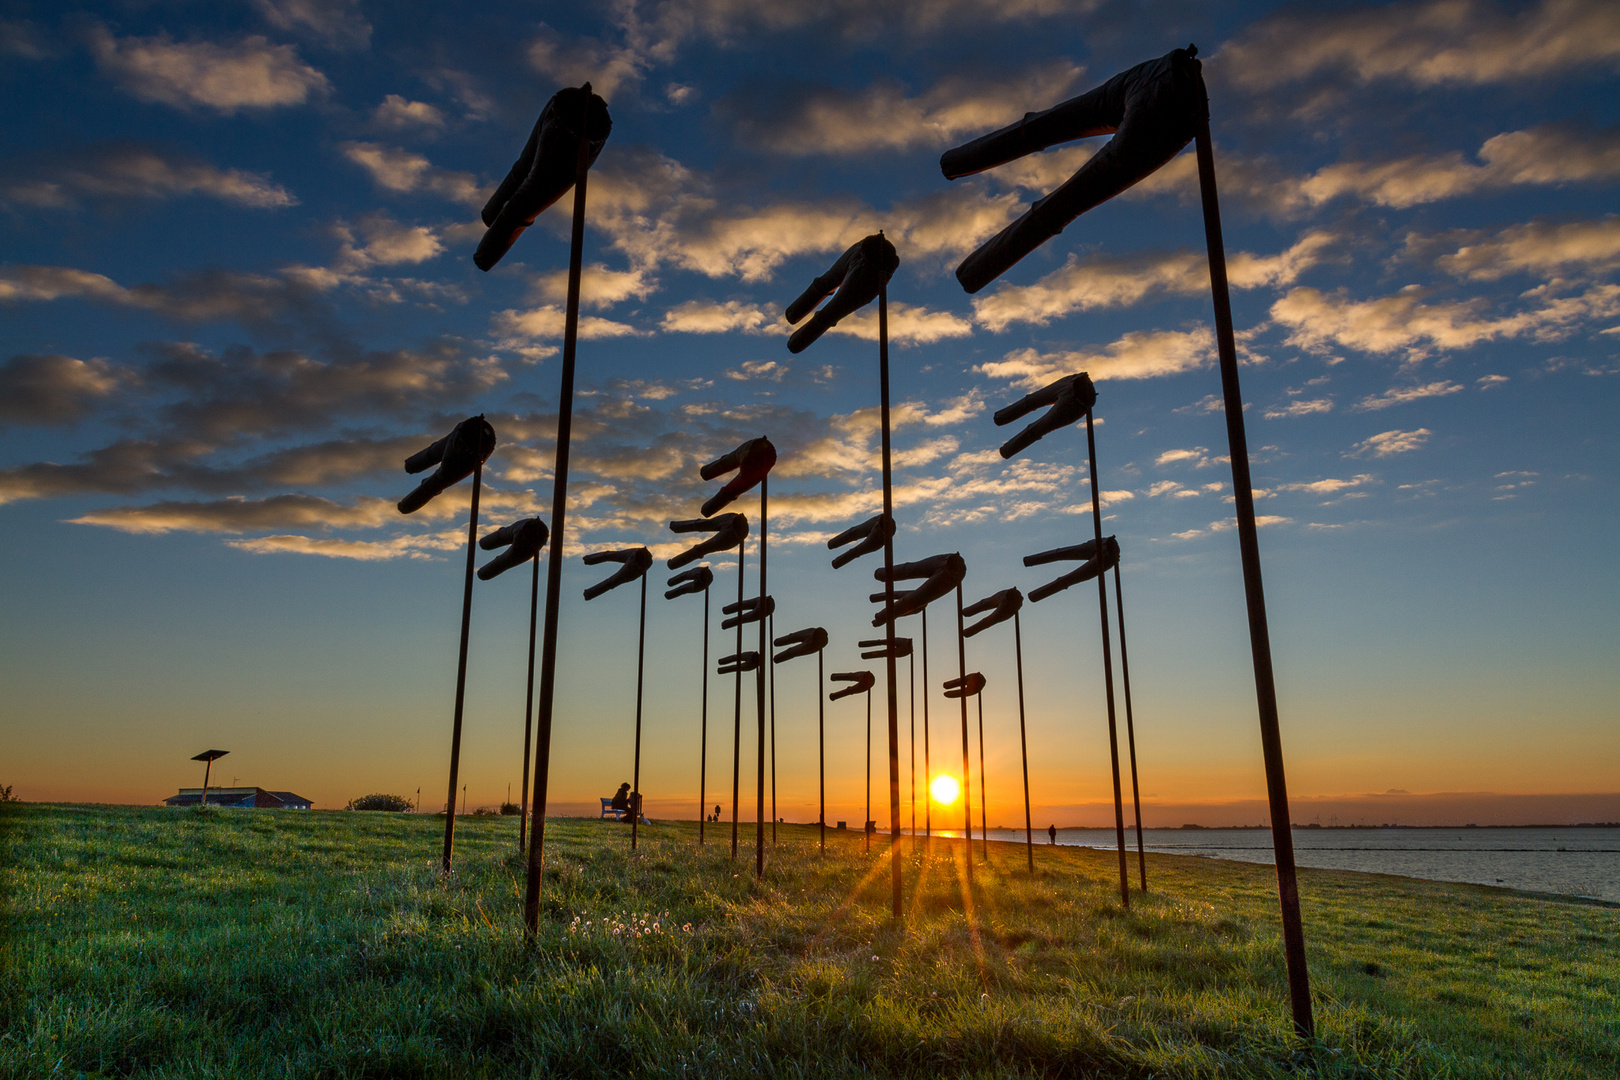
[1048,824,1057,845]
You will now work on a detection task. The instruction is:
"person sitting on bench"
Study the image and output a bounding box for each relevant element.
[610,782,631,817]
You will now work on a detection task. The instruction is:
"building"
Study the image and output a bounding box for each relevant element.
[164,787,312,809]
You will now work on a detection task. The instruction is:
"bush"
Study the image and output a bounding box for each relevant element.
[345,793,412,812]
[0,784,17,803]
[499,801,521,815]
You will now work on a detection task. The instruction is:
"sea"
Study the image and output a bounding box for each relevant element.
[963,826,1620,902]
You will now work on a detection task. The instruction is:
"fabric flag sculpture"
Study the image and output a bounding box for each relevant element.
[784,233,899,353]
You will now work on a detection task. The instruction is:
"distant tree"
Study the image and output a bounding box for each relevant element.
[0,785,16,802]
[499,801,520,815]
[346,793,412,812]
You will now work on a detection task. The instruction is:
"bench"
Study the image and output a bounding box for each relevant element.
[600,798,627,819]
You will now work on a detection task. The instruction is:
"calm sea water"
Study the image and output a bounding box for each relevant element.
[963,826,1620,901]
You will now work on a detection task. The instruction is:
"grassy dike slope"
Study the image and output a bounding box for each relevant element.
[1,804,1615,1079]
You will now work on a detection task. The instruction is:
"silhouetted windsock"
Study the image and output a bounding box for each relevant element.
[721,595,774,630]
[718,650,762,675]
[827,513,894,569]
[869,553,967,626]
[941,46,1205,293]
[664,565,715,600]
[1026,537,1120,603]
[699,437,776,517]
[994,373,1097,459]
[962,588,1023,637]
[829,670,876,701]
[773,626,828,663]
[859,637,912,660]
[783,233,899,353]
[667,513,749,569]
[475,85,612,271]
[582,547,652,601]
[476,517,550,580]
[398,415,497,514]
[943,672,987,698]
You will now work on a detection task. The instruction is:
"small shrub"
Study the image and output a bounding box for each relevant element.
[346,793,412,812]
[499,801,520,816]
[0,784,16,802]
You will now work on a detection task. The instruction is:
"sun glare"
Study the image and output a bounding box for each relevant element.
[930,774,961,805]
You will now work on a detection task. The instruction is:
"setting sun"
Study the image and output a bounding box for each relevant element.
[930,775,962,805]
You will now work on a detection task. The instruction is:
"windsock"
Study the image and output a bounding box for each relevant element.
[398,415,497,515]
[783,233,899,354]
[476,517,549,580]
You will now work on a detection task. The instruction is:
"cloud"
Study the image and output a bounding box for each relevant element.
[0,146,296,210]
[227,532,465,560]
[824,302,973,345]
[1294,127,1620,209]
[1432,215,1620,280]
[90,28,329,113]
[0,354,129,425]
[971,232,1336,331]
[537,264,658,310]
[1349,428,1432,457]
[372,94,445,129]
[1276,474,1375,496]
[976,327,1214,389]
[660,299,779,334]
[1264,398,1334,419]
[251,0,372,49]
[70,494,407,534]
[334,214,444,268]
[1155,447,1227,470]
[1271,284,1620,361]
[493,305,641,341]
[0,263,317,325]
[1217,0,1620,92]
[340,142,483,206]
[526,25,645,102]
[1354,382,1464,411]
[732,62,1082,156]
[1210,514,1292,532]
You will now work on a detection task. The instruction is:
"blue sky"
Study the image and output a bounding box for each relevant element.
[2,0,1617,824]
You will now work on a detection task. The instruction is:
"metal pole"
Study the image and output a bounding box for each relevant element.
[865,687,871,854]
[922,609,931,842]
[731,538,745,859]
[977,693,988,861]
[1084,410,1130,909]
[523,95,594,936]
[955,583,973,882]
[519,551,539,852]
[699,582,710,845]
[909,649,916,851]
[1113,564,1147,892]
[877,280,903,919]
[1015,611,1033,874]
[201,759,211,807]
[442,459,482,875]
[631,571,647,850]
[1195,114,1313,1039]
[818,648,826,853]
[769,611,777,844]
[755,478,768,879]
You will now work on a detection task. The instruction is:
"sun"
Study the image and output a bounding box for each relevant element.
[930,774,961,805]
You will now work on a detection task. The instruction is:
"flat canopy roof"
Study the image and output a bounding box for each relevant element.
[191,749,229,762]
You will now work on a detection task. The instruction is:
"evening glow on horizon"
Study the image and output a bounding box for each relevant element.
[0,0,1616,827]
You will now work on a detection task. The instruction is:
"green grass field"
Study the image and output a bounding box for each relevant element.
[2,803,1615,1078]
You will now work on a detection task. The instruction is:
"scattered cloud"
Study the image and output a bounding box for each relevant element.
[1349,428,1433,458]
[90,28,329,113]
[537,264,658,310]
[1264,397,1334,419]
[372,94,445,129]
[976,327,1213,389]
[340,142,483,206]
[1210,514,1292,532]
[660,299,779,334]
[0,145,296,210]
[252,0,372,49]
[0,354,129,425]
[526,24,645,103]
[1431,215,1620,280]
[494,305,641,341]
[825,301,973,346]
[334,214,444,268]
[1355,382,1465,411]
[1276,473,1376,496]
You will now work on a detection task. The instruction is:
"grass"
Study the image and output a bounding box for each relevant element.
[1,803,1615,1078]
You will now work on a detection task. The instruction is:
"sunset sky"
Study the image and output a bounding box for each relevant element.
[2,0,1617,827]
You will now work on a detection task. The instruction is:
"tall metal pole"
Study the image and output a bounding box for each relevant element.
[769,611,777,844]
[865,687,872,854]
[818,648,826,853]
[922,609,931,842]
[698,582,710,845]
[954,584,973,883]
[1195,113,1313,1039]
[909,648,917,850]
[631,572,648,850]
[976,693,988,861]
[523,99,593,935]
[731,539,745,859]
[755,478,768,879]
[1113,564,1147,892]
[442,459,482,875]
[518,550,540,851]
[201,758,212,807]
[1015,611,1033,874]
[877,280,903,919]
[1084,410,1130,909]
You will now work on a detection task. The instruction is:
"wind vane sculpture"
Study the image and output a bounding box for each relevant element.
[476,517,550,853]
[962,587,1037,872]
[507,83,612,939]
[943,671,988,860]
[860,635,914,848]
[828,670,877,850]
[397,415,497,875]
[666,564,717,844]
[940,44,1313,1036]
[475,86,611,271]
[789,233,907,917]
[583,547,654,849]
[774,626,830,850]
[700,438,776,877]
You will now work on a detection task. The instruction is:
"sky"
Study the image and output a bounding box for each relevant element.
[2,0,1617,828]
